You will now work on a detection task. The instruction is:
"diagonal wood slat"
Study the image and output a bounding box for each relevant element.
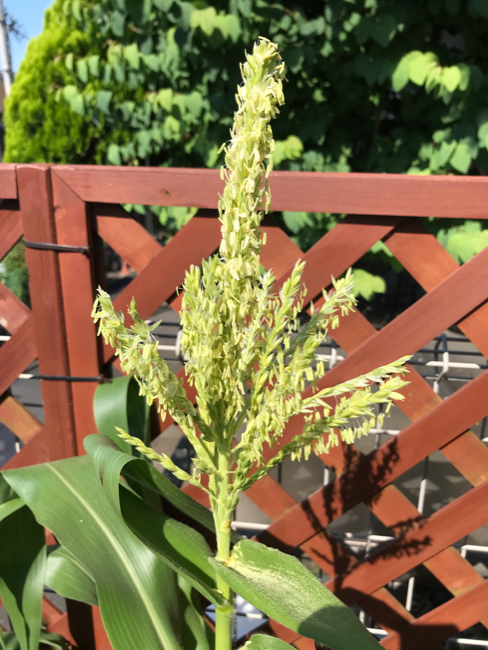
[93,203,162,273]
[0,394,43,444]
[0,206,22,261]
[0,282,31,334]
[0,316,37,398]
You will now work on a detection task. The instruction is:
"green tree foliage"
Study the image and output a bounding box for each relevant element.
[3,0,102,164]
[7,0,488,298]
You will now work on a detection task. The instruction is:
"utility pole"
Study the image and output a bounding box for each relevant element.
[0,0,13,96]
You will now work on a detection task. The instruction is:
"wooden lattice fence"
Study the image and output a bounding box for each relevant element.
[2,163,488,649]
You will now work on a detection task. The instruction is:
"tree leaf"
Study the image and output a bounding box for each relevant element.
[450,141,472,173]
[186,91,204,120]
[96,90,113,115]
[225,15,241,43]
[351,268,386,301]
[442,66,462,93]
[469,0,488,16]
[153,0,174,9]
[88,55,100,78]
[445,0,460,14]
[124,43,141,70]
[391,56,410,91]
[3,458,184,650]
[431,140,456,169]
[64,53,73,72]
[240,635,294,650]
[76,59,88,83]
[210,539,382,650]
[283,211,309,235]
[158,88,174,112]
[107,143,122,166]
[111,10,126,37]
[46,546,98,607]
[370,14,397,47]
[190,7,217,36]
[0,504,46,650]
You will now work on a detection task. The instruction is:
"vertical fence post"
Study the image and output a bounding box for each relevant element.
[50,169,112,650]
[17,165,77,461]
[18,165,104,649]
[50,169,106,455]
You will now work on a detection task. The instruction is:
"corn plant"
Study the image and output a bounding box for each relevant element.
[92,38,408,650]
[0,38,408,650]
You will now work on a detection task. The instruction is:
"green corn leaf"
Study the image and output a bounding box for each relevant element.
[240,636,295,650]
[46,546,98,607]
[0,502,46,650]
[94,375,150,454]
[1,632,70,650]
[84,431,241,544]
[177,576,214,650]
[119,484,226,606]
[210,539,382,650]
[0,497,24,522]
[2,458,184,650]
[37,632,71,649]
[0,631,19,650]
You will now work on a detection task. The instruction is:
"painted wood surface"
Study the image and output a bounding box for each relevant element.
[55,165,488,218]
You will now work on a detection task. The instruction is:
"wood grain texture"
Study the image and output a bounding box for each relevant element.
[93,203,162,273]
[0,206,22,260]
[0,281,31,334]
[275,215,400,302]
[18,166,77,461]
[53,165,488,218]
[52,170,104,454]
[0,395,43,444]
[0,165,18,199]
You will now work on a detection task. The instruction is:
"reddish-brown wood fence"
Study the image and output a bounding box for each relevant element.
[3,163,488,649]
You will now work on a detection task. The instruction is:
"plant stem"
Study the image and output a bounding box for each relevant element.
[214,455,234,650]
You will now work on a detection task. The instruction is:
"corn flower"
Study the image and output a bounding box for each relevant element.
[92,34,408,572]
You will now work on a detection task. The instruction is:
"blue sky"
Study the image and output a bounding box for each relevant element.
[6,0,52,72]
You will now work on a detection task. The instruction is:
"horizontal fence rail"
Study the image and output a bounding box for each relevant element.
[2,163,488,650]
